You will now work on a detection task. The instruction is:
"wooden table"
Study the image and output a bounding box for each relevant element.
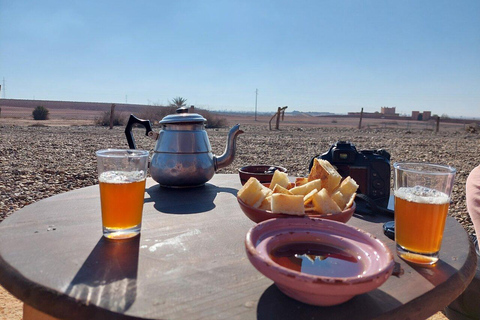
[0,174,476,320]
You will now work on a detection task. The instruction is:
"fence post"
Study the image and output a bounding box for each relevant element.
[275,107,281,129]
[358,108,363,129]
[276,106,288,129]
[109,104,116,129]
[269,106,288,130]
[436,116,440,133]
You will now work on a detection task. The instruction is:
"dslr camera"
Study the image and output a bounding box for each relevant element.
[309,141,391,208]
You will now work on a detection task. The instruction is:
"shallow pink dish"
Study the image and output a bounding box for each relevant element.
[245,217,394,306]
[237,197,356,224]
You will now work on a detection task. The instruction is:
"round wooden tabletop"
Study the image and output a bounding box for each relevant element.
[0,174,476,320]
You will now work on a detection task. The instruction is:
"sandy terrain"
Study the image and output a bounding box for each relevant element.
[2,106,478,319]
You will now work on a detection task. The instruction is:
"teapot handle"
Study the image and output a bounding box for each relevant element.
[125,114,153,149]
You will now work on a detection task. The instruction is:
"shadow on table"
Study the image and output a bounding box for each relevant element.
[145,182,238,214]
[411,259,460,286]
[256,284,402,320]
[65,236,140,314]
[353,212,393,224]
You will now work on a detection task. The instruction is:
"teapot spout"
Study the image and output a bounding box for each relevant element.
[214,124,244,171]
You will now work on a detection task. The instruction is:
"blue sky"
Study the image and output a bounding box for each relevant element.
[1,1,479,118]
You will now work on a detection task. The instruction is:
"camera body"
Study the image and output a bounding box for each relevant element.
[310,141,391,208]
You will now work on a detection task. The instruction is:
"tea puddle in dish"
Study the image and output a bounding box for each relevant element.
[270,242,365,277]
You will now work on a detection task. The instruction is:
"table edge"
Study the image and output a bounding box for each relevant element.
[374,234,478,320]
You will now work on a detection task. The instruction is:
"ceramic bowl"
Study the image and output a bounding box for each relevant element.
[237,197,356,224]
[245,217,394,306]
[238,165,287,185]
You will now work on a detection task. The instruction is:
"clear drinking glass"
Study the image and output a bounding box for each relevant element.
[96,149,149,240]
[393,162,456,265]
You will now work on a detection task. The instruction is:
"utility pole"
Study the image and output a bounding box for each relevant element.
[2,78,5,98]
[255,89,258,121]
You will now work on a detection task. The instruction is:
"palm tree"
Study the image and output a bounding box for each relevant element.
[170,97,187,108]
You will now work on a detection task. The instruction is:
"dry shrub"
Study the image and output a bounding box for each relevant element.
[137,106,177,124]
[95,110,127,126]
[32,106,49,120]
[466,123,478,133]
[137,106,228,128]
[197,110,228,128]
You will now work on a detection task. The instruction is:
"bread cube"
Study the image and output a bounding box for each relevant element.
[312,188,342,214]
[238,177,272,208]
[331,190,348,210]
[345,193,356,209]
[289,179,322,196]
[271,194,305,216]
[295,177,309,187]
[338,177,359,198]
[272,184,293,195]
[303,188,318,205]
[308,159,342,193]
[269,170,290,190]
[259,195,272,211]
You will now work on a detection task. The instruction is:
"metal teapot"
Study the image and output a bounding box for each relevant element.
[125,107,243,187]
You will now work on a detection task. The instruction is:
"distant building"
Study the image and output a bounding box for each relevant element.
[412,111,432,121]
[348,106,399,118]
[381,107,397,115]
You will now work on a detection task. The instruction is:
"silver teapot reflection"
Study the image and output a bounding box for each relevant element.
[125,107,243,187]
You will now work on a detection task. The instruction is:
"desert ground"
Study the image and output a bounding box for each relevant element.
[1,106,478,319]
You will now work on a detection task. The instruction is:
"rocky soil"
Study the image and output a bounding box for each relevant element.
[0,121,478,320]
[1,123,479,234]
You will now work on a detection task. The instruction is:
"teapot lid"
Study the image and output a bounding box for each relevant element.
[159,107,206,125]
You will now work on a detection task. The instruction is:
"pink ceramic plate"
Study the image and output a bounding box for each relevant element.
[237,197,356,224]
[245,217,394,306]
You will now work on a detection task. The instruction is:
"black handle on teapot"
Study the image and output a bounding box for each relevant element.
[125,114,153,149]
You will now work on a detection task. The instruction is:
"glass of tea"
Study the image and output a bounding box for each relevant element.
[393,162,456,265]
[96,149,149,240]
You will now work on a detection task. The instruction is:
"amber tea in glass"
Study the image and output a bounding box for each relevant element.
[96,149,149,240]
[393,162,455,265]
